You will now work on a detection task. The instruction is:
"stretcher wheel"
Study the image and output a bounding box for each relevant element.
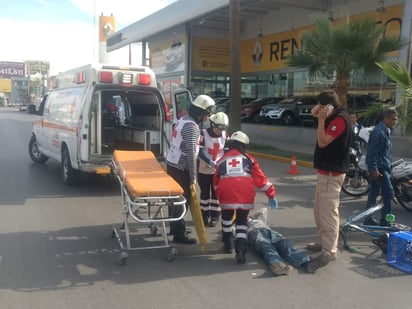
[117,251,128,265]
[167,247,178,261]
[150,225,158,236]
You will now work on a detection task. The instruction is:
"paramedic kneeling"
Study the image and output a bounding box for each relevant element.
[213,131,277,263]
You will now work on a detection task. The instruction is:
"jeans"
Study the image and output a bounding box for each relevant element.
[248,228,309,267]
[366,170,394,223]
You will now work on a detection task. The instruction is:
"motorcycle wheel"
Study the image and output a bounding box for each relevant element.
[396,181,412,212]
[342,174,370,197]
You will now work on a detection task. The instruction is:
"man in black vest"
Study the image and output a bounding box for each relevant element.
[305,91,351,262]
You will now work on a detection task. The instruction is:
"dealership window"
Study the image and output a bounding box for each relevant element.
[190,75,230,98]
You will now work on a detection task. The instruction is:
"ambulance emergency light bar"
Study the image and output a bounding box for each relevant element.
[52,65,153,89]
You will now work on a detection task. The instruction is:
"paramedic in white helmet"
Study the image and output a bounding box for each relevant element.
[166,94,216,244]
[213,131,278,263]
[198,112,229,227]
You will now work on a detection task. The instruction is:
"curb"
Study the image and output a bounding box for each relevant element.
[248,151,314,169]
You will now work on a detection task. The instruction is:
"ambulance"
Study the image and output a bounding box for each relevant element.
[28,63,193,185]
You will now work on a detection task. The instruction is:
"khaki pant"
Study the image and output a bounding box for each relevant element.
[314,172,346,254]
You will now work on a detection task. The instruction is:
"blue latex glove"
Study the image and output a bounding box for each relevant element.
[268,198,278,209]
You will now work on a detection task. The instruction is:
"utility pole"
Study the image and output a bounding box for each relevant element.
[229,0,241,133]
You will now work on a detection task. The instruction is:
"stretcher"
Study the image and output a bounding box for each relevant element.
[111,150,186,264]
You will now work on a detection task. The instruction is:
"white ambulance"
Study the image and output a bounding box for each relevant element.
[28,63,192,185]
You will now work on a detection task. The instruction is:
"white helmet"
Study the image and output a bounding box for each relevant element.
[230,131,249,145]
[192,95,216,114]
[210,112,229,130]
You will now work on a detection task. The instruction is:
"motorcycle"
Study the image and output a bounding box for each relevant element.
[342,153,412,212]
[342,138,370,197]
[391,159,412,212]
[342,126,373,197]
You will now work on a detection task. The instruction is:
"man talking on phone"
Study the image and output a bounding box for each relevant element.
[305,90,351,262]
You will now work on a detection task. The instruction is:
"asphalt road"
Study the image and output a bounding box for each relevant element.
[0,107,411,309]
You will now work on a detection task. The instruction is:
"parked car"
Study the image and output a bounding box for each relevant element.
[215,97,256,114]
[19,104,28,111]
[298,94,380,127]
[260,96,314,125]
[241,97,284,123]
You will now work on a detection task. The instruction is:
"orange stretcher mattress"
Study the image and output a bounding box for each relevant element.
[113,150,184,197]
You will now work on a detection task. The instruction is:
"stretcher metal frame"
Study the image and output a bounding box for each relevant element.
[111,151,187,264]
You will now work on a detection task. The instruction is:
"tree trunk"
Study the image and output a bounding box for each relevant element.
[334,73,350,107]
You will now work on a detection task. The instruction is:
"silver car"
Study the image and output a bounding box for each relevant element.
[259,97,302,125]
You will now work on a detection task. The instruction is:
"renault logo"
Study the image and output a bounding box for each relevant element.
[252,40,263,67]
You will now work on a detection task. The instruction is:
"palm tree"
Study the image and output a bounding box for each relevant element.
[288,14,407,106]
[377,61,412,135]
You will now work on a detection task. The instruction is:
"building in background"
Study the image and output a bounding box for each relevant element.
[106,0,410,103]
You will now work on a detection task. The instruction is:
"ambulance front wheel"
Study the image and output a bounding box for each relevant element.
[29,135,49,163]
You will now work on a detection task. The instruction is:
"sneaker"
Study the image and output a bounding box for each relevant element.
[305,252,330,273]
[173,234,197,245]
[305,242,322,252]
[363,217,379,226]
[270,262,290,276]
[311,250,337,261]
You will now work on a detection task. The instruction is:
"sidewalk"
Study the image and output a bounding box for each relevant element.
[242,123,412,164]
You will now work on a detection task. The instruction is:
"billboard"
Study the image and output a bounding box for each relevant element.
[26,60,50,75]
[0,79,12,92]
[191,37,230,73]
[0,61,25,78]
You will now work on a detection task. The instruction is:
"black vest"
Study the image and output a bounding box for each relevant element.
[314,109,351,173]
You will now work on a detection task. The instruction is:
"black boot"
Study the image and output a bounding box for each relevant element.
[235,238,247,264]
[222,235,233,253]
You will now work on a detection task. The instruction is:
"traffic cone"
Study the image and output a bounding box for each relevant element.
[287,156,300,175]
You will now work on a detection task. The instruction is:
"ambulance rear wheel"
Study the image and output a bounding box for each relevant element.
[29,136,49,163]
[61,148,79,185]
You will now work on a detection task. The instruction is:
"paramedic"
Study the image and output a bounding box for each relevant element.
[198,112,229,227]
[166,95,216,244]
[213,131,277,263]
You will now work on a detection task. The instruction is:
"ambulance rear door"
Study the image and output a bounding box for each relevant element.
[78,81,96,162]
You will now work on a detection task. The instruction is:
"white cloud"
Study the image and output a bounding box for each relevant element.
[0,0,176,75]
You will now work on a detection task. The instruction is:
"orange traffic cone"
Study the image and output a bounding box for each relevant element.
[287,156,300,175]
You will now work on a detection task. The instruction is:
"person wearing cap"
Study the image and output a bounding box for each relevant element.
[213,131,278,263]
[166,94,216,244]
[198,112,229,227]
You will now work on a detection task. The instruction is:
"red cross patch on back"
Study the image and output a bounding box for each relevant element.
[226,156,243,174]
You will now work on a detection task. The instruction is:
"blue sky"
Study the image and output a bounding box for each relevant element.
[0,0,177,74]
